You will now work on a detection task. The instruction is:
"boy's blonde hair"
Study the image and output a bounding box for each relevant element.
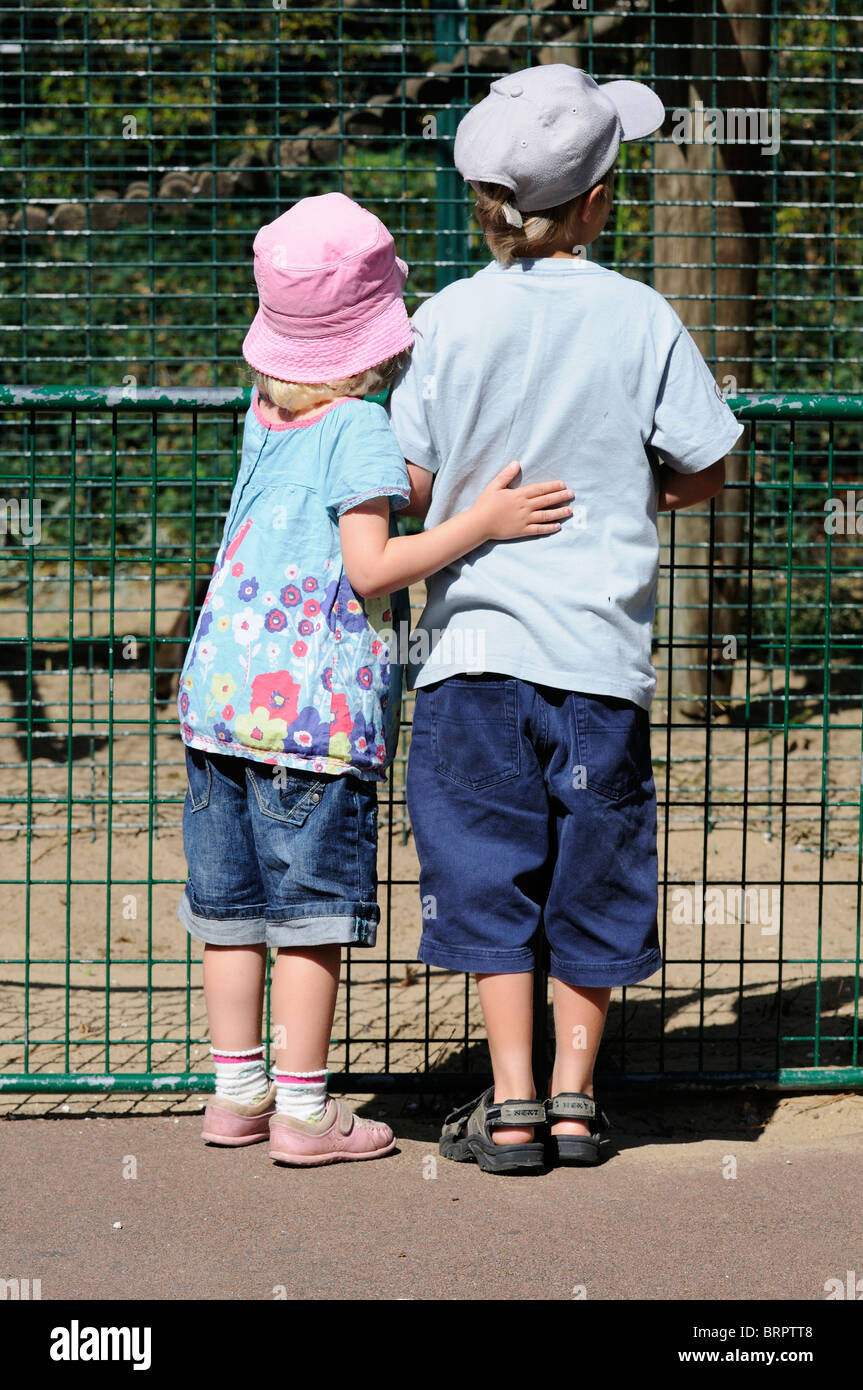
[472,167,615,268]
[252,348,412,414]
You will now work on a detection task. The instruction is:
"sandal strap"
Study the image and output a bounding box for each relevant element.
[441,1088,493,1131]
[485,1098,546,1128]
[546,1092,597,1121]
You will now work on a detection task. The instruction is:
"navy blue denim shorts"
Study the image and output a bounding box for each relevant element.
[178,746,379,948]
[406,677,660,987]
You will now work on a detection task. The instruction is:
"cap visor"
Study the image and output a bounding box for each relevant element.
[601,80,665,140]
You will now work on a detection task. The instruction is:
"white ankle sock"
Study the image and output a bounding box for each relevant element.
[274,1069,328,1122]
[211,1044,269,1103]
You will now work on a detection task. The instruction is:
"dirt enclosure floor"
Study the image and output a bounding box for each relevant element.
[0,577,860,1084]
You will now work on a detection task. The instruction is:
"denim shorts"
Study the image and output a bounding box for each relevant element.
[406,676,660,987]
[178,746,379,948]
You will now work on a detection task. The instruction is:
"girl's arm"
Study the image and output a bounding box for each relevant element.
[657,457,725,511]
[340,460,573,600]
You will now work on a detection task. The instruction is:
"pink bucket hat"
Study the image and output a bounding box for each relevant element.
[242,192,413,384]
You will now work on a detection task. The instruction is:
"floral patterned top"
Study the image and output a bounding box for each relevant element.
[177,393,411,780]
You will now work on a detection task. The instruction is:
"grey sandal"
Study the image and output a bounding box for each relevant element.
[439,1087,547,1174]
[545,1092,609,1166]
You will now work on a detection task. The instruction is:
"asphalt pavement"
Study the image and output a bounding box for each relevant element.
[2,1093,860,1301]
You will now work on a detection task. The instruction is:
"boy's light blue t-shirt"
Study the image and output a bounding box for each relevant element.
[387,257,744,708]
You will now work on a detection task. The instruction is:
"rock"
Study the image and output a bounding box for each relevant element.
[343,101,396,137]
[123,182,151,225]
[269,136,313,169]
[159,172,195,214]
[228,152,271,196]
[538,43,581,68]
[459,44,513,74]
[404,68,457,106]
[11,205,49,233]
[306,126,344,165]
[88,193,120,230]
[91,191,121,230]
[52,202,86,231]
[194,169,234,200]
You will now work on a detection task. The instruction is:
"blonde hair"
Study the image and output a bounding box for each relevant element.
[251,348,412,414]
[472,168,615,268]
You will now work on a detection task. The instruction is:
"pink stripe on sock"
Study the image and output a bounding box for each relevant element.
[213,1050,263,1064]
[275,1072,326,1084]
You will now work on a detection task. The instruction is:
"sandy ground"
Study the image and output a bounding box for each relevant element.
[0,577,860,1086]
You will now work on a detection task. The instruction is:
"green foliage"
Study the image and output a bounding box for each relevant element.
[1,0,860,632]
[2,0,859,393]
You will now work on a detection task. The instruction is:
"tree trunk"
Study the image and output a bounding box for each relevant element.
[652,0,766,720]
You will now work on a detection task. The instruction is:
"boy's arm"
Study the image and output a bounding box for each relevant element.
[657,457,725,511]
[339,461,573,600]
[648,313,743,507]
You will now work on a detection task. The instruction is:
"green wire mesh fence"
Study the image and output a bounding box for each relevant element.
[1,3,861,1091]
[0,2,860,389]
[0,390,860,1092]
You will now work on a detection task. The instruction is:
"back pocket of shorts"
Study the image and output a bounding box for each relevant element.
[577,695,650,800]
[185,746,211,812]
[245,765,329,825]
[429,678,520,790]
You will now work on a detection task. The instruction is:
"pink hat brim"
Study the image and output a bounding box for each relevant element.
[242,294,414,384]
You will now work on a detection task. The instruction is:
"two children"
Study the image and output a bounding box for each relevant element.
[176,190,571,1165]
[178,64,743,1171]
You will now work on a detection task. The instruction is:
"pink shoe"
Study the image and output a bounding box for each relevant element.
[202,1084,276,1146]
[269,1098,396,1167]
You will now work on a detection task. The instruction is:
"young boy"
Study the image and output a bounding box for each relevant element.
[387,66,744,1172]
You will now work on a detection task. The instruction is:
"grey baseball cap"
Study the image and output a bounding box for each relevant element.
[454,64,665,215]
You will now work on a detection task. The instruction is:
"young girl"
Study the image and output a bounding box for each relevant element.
[388,67,744,1172]
[177,191,573,1166]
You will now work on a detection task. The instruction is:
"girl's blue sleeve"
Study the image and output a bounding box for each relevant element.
[325,401,412,515]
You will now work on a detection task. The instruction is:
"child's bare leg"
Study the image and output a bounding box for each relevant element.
[271,945,341,1072]
[550,981,611,1136]
[476,970,535,1145]
[203,943,267,1048]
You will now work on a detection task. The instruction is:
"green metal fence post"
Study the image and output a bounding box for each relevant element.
[434,0,468,292]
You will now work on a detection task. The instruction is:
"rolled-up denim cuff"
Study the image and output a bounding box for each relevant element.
[266,911,377,947]
[178,890,378,948]
[178,891,270,945]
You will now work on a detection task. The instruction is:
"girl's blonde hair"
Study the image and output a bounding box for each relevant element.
[252,348,412,414]
[472,167,615,268]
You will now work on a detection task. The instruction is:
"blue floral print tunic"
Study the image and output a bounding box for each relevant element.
[177,393,411,780]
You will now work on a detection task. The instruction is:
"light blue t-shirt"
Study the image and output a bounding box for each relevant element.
[387,257,744,708]
[178,393,410,779]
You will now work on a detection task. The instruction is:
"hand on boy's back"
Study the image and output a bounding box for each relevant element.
[472,460,574,541]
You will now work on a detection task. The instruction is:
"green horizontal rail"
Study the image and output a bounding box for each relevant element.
[1,1069,861,1095]
[731,394,863,421]
[1,394,859,1097]
[3,387,863,419]
[0,386,251,412]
